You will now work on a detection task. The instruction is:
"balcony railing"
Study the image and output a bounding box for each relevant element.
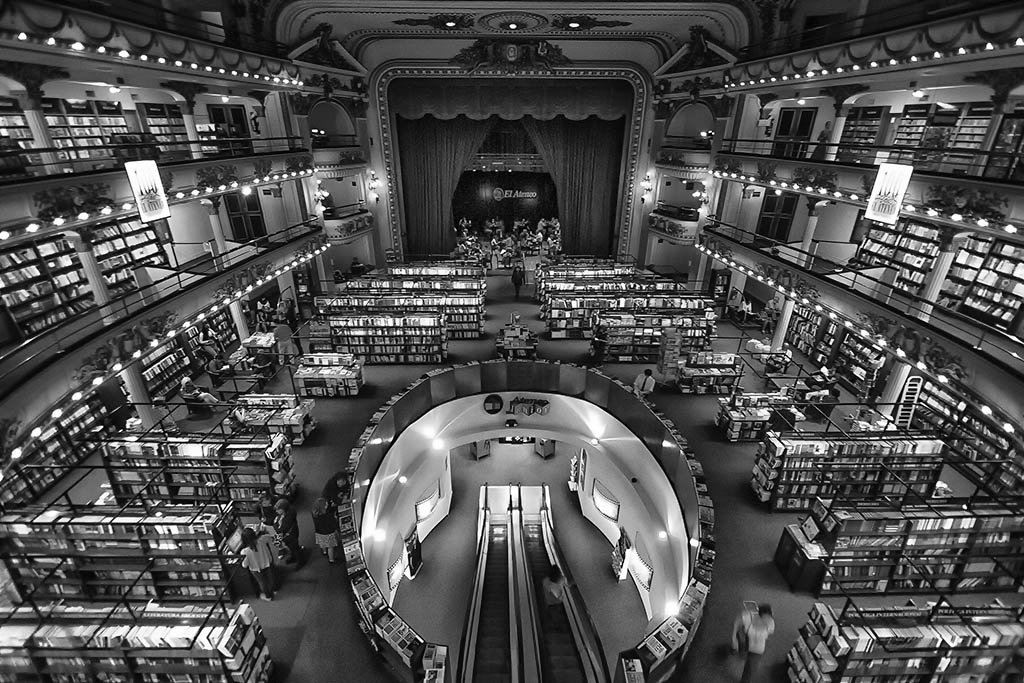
[0,136,307,184]
[0,220,322,398]
[716,138,1023,184]
[310,134,361,150]
[703,219,1024,371]
[661,135,713,151]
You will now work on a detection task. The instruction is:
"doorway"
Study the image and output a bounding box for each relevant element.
[772,107,817,158]
[206,104,252,156]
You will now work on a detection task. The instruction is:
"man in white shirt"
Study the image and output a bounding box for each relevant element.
[633,369,656,398]
[733,603,775,682]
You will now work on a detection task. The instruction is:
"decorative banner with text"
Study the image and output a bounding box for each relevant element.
[865,163,914,225]
[124,160,171,223]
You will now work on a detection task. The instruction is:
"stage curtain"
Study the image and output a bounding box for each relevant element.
[521,116,625,256]
[396,115,495,255]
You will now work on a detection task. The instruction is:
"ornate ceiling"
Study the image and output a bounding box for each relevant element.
[270,1,756,70]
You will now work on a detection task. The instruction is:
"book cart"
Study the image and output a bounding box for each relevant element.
[100,433,295,517]
[595,309,716,363]
[788,597,1024,682]
[776,489,1024,597]
[495,324,538,359]
[751,431,946,510]
[294,354,364,397]
[234,394,317,445]
[307,313,448,363]
[715,392,804,442]
[676,352,743,394]
[0,597,272,683]
[0,499,243,605]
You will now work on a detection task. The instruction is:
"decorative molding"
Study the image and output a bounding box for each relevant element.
[253,159,273,179]
[451,39,570,74]
[195,165,239,189]
[293,22,362,70]
[856,312,971,383]
[159,80,209,115]
[791,166,838,193]
[211,261,276,303]
[246,89,271,106]
[665,26,731,73]
[820,84,869,117]
[754,161,777,184]
[713,158,743,175]
[700,234,734,260]
[308,73,344,98]
[71,310,179,385]
[32,183,113,223]
[287,92,322,116]
[700,95,734,118]
[284,155,314,173]
[476,12,549,33]
[963,68,1024,108]
[375,65,649,262]
[925,185,1008,222]
[754,262,821,300]
[0,417,22,464]
[667,75,722,98]
[753,0,779,40]
[0,61,69,107]
[393,14,475,30]
[551,15,631,31]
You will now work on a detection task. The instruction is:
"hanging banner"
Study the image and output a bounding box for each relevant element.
[124,159,170,223]
[864,163,914,225]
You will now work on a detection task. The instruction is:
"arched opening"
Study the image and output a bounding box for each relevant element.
[664,102,715,147]
[309,99,357,147]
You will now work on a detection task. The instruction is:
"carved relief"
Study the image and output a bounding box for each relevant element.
[551,15,631,31]
[159,81,209,115]
[856,312,971,383]
[195,165,239,189]
[393,14,475,30]
[754,262,821,300]
[71,310,180,384]
[33,183,113,222]
[451,39,570,73]
[0,61,69,107]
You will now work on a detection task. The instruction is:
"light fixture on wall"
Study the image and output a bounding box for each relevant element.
[640,174,654,203]
[367,172,380,203]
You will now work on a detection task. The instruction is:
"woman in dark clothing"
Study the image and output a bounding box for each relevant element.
[256,492,276,526]
[311,497,340,564]
[274,498,304,568]
[511,265,526,300]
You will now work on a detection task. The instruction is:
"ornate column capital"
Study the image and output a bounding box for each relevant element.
[820,84,869,118]
[964,68,1024,108]
[0,61,69,108]
[160,81,209,115]
[199,197,221,214]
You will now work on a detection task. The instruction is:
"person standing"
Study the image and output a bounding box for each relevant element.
[633,369,656,399]
[240,527,277,601]
[511,264,526,300]
[311,497,340,564]
[589,325,608,367]
[274,498,305,569]
[732,603,775,683]
[540,564,567,625]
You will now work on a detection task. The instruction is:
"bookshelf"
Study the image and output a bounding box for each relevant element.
[496,324,538,359]
[102,433,294,515]
[789,601,1024,683]
[943,101,994,174]
[90,219,169,296]
[857,219,942,295]
[42,98,130,162]
[596,309,715,363]
[309,314,447,363]
[0,502,243,603]
[939,234,994,309]
[547,294,709,339]
[676,352,742,394]
[985,111,1024,180]
[888,104,932,164]
[0,391,114,507]
[0,601,272,683]
[141,338,196,400]
[181,308,240,358]
[0,235,93,337]
[958,239,1024,331]
[836,106,887,164]
[912,378,1024,495]
[294,353,364,397]
[536,261,636,301]
[785,303,822,357]
[751,432,945,510]
[316,293,483,339]
[834,329,887,398]
[139,101,189,158]
[387,262,485,278]
[888,103,960,169]
[810,320,841,368]
[784,496,1024,596]
[0,96,34,174]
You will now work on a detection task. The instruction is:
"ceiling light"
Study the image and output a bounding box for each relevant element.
[118,49,129,58]
[912,89,924,98]
[70,41,84,51]
[508,23,518,30]
[797,98,806,105]
[568,21,580,28]
[445,21,456,27]
[17,32,27,40]
[108,86,120,94]
[46,37,56,46]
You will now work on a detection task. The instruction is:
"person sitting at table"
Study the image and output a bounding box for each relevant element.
[806,366,835,390]
[205,352,234,386]
[251,353,274,380]
[181,377,218,405]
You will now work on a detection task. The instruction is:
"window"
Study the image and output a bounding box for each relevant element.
[204,103,252,156]
[772,108,817,158]
[755,192,800,242]
[223,192,267,243]
[415,482,442,522]
[592,479,620,521]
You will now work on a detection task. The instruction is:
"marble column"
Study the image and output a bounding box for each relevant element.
[120,362,160,430]
[200,197,229,270]
[68,232,116,323]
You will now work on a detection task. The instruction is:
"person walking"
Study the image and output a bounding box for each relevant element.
[540,564,567,625]
[311,497,340,564]
[732,603,775,683]
[274,498,305,569]
[240,527,277,601]
[633,369,656,399]
[511,264,526,300]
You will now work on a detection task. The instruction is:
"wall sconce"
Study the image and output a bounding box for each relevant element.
[640,174,654,203]
[367,172,379,203]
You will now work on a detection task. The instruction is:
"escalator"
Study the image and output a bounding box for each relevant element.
[522,521,586,683]
[473,522,512,683]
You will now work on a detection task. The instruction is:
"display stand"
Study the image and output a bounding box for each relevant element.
[751,432,945,510]
[0,601,273,683]
[789,600,1024,682]
[534,438,555,459]
[597,309,716,363]
[236,393,317,445]
[308,314,448,363]
[715,392,801,442]
[496,324,538,359]
[676,352,742,394]
[547,294,712,339]
[294,353,364,397]
[0,501,242,603]
[470,439,491,460]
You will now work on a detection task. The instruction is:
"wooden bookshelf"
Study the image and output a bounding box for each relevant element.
[985,110,1024,180]
[0,235,92,337]
[595,309,715,363]
[139,101,189,158]
[959,239,1024,332]
[676,352,742,394]
[943,101,994,175]
[0,502,242,603]
[810,320,841,368]
[141,339,195,400]
[0,391,115,507]
[0,96,34,174]
[91,219,169,296]
[939,234,994,309]
[788,601,1024,682]
[834,329,887,398]
[42,98,130,162]
[789,496,1024,595]
[547,293,708,339]
[857,219,941,295]
[309,314,447,363]
[294,353,364,397]
[181,308,239,358]
[836,106,887,164]
[102,433,294,515]
[535,261,636,301]
[785,303,822,357]
[317,292,483,339]
[751,432,945,511]
[0,601,272,683]
[387,262,485,278]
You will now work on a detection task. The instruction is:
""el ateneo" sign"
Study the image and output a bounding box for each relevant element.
[492,187,538,201]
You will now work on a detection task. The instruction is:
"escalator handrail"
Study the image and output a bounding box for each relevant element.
[457,507,492,683]
[540,508,612,683]
[510,506,543,683]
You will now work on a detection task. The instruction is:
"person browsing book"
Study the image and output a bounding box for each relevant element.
[633,369,656,398]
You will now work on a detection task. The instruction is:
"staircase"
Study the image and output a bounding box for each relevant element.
[473,523,511,683]
[523,522,586,683]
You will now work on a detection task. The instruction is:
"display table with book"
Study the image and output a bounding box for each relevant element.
[496,324,538,359]
[236,394,317,446]
[294,353,364,396]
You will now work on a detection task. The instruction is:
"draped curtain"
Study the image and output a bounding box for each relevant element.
[396,115,495,255]
[521,116,625,256]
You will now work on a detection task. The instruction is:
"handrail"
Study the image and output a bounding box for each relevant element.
[510,489,542,683]
[715,138,1023,184]
[0,219,321,398]
[540,504,611,683]
[457,504,492,683]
